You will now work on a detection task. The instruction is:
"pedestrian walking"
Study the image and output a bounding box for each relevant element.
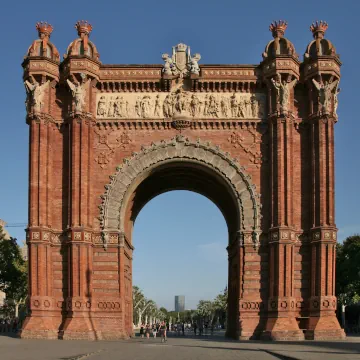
[140,324,145,338]
[159,320,167,342]
[152,324,157,338]
[193,322,197,335]
[145,323,151,339]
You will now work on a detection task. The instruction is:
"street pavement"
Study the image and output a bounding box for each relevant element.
[1,332,360,360]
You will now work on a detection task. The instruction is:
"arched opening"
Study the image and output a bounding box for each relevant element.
[121,160,241,335]
[99,136,261,338]
[132,190,228,332]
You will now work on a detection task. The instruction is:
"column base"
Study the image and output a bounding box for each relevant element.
[305,315,346,340]
[226,312,266,340]
[262,315,305,341]
[19,314,63,340]
[59,311,128,341]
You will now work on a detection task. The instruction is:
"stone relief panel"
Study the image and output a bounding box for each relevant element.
[228,126,268,168]
[96,91,266,120]
[94,127,133,168]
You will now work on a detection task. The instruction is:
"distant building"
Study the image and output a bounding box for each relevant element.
[175,295,185,312]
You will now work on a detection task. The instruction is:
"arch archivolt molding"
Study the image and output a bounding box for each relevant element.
[99,134,261,247]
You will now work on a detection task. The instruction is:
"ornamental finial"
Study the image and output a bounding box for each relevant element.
[35,21,53,39]
[75,20,93,37]
[269,20,288,38]
[310,20,328,39]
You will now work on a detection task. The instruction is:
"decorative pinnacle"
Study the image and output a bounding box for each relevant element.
[310,20,328,39]
[75,20,93,37]
[269,20,288,38]
[36,21,53,38]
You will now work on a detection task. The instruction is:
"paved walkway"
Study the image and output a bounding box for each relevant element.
[1,333,360,360]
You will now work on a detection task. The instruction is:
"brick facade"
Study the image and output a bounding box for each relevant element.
[20,20,345,340]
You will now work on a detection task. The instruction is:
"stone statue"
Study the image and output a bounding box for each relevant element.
[162,53,177,76]
[66,74,90,113]
[189,53,201,75]
[272,77,297,112]
[24,78,49,113]
[312,79,338,114]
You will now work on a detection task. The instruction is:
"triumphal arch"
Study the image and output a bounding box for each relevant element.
[20,20,345,341]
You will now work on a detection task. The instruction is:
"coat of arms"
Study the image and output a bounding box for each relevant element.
[162,43,201,77]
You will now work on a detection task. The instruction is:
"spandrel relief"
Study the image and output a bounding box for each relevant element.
[96,91,266,120]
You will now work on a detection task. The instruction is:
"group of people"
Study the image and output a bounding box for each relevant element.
[139,321,221,340]
[139,321,167,342]
[0,318,19,333]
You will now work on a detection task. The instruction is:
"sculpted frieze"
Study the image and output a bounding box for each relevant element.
[96,91,266,120]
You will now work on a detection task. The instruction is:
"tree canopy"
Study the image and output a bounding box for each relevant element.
[0,227,28,316]
[336,234,360,305]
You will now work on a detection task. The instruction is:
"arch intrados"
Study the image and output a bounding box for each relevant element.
[123,160,240,237]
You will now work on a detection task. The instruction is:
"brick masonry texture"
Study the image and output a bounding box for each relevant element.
[20,20,345,341]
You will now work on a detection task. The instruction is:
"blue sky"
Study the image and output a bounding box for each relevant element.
[0,0,359,309]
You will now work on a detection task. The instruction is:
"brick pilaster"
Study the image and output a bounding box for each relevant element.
[263,114,304,340]
[305,115,345,340]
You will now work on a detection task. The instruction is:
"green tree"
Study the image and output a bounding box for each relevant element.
[213,287,227,312]
[336,234,360,305]
[0,227,28,317]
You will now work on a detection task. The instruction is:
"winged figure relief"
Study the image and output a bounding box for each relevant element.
[24,79,49,113]
[67,75,90,113]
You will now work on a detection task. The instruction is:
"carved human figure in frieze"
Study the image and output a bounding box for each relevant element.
[238,99,245,118]
[135,96,142,117]
[208,95,219,117]
[141,95,152,118]
[24,78,49,113]
[114,96,127,118]
[251,95,259,118]
[244,99,251,118]
[230,93,238,117]
[312,79,338,114]
[154,94,162,117]
[203,95,209,116]
[190,94,201,117]
[163,93,173,118]
[97,96,107,116]
[189,53,201,75]
[108,96,114,117]
[66,74,90,113]
[220,96,230,118]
